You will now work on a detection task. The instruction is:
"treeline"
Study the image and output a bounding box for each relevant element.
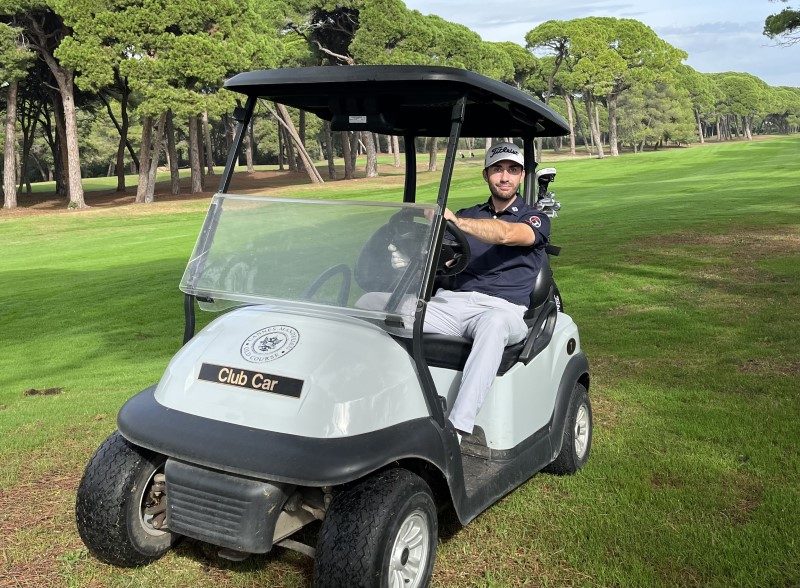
[2,1,799,210]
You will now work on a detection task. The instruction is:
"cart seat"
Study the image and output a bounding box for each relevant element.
[423,259,555,375]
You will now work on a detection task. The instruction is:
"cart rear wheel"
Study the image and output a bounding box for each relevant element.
[75,431,175,566]
[314,469,437,588]
[545,382,592,475]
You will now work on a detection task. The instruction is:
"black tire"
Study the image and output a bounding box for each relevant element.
[75,431,175,566]
[314,469,437,588]
[545,382,592,475]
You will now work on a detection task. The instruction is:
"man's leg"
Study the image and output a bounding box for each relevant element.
[447,297,528,434]
[422,290,468,337]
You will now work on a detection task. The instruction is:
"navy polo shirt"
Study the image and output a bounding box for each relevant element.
[451,195,550,306]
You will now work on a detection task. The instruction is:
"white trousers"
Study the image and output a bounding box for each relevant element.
[424,290,528,433]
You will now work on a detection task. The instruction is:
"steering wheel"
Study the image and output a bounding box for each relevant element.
[437,219,470,276]
[301,264,352,306]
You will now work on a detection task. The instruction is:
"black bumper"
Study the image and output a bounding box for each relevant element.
[165,459,289,553]
[117,386,449,486]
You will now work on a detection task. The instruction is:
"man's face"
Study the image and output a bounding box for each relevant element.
[483,160,523,201]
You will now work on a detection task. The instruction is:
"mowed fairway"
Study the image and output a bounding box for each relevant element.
[1,137,799,587]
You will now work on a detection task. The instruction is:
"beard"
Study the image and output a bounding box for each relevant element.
[489,183,518,201]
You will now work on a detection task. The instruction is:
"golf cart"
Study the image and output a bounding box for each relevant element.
[76,66,592,587]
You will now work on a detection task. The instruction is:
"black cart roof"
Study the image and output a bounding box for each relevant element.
[224,65,569,138]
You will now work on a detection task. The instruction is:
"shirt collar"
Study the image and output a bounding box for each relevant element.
[480,194,524,216]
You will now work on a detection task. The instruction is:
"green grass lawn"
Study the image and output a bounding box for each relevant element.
[1,137,799,587]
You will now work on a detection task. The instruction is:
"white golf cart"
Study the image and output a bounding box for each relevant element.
[76,66,592,588]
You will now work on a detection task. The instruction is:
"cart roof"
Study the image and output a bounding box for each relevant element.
[224,65,569,138]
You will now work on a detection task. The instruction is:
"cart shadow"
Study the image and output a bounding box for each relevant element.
[172,522,319,584]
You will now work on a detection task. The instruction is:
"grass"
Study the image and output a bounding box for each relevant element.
[1,137,799,586]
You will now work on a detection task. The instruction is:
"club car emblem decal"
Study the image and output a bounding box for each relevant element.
[241,325,300,363]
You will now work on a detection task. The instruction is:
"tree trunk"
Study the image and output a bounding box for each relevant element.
[277,123,285,171]
[135,116,153,203]
[325,122,336,180]
[363,131,378,178]
[58,74,86,208]
[188,115,203,193]
[275,103,323,184]
[116,87,130,191]
[342,131,354,179]
[165,111,180,195]
[427,137,437,172]
[202,111,215,175]
[584,95,604,158]
[33,38,85,208]
[564,92,577,156]
[392,136,401,168]
[299,110,306,147]
[607,93,619,157]
[245,120,255,172]
[349,132,359,173]
[52,97,69,198]
[284,126,298,172]
[3,80,18,209]
[143,112,167,203]
[15,97,38,196]
[695,109,705,144]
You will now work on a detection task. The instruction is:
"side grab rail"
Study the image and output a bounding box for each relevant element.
[519,299,558,364]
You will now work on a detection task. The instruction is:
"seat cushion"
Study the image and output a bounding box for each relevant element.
[422,333,525,375]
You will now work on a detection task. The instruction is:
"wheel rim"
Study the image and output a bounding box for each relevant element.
[574,403,590,459]
[139,467,167,537]
[388,508,430,588]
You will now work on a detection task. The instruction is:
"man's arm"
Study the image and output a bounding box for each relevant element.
[444,209,536,246]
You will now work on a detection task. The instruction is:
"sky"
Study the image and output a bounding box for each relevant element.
[403,0,800,87]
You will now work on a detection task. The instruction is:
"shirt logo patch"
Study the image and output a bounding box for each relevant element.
[511,207,518,212]
[528,215,542,229]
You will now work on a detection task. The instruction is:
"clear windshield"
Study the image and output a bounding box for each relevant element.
[180,195,437,322]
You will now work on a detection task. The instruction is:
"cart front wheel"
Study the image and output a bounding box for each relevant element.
[75,431,175,566]
[314,469,437,588]
[545,382,592,475]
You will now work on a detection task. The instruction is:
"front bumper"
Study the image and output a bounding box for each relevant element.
[165,459,289,553]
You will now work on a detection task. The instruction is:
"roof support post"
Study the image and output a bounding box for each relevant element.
[403,134,416,203]
[219,95,257,193]
[523,137,537,206]
[435,96,466,212]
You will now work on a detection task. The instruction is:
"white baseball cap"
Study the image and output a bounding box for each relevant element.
[484,142,524,168]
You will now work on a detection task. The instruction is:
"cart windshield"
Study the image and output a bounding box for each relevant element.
[180,195,437,323]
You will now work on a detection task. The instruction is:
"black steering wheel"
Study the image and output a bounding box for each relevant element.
[438,219,470,276]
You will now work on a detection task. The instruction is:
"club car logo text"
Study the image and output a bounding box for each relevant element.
[198,363,303,397]
[240,325,299,363]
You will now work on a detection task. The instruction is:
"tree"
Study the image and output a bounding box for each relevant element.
[764,1,800,44]
[1,22,33,208]
[2,4,88,207]
[493,42,538,89]
[714,72,770,140]
[525,20,570,103]
[676,65,717,143]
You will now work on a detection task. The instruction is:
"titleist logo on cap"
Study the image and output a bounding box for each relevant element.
[489,146,520,157]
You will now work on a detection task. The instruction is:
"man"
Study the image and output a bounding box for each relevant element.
[424,142,551,440]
